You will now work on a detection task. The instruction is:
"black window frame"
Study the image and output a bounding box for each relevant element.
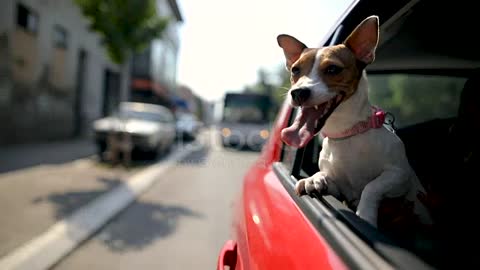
[53,24,68,49]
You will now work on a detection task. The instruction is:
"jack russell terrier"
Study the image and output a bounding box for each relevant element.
[277,16,432,227]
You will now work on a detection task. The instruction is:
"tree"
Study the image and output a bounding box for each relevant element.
[242,67,291,122]
[74,0,170,64]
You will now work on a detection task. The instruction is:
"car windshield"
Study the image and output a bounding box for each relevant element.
[118,108,167,122]
[177,113,196,121]
[222,94,271,124]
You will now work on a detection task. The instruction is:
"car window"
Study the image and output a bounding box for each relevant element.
[279,72,471,267]
[222,94,272,124]
[282,74,470,182]
[368,74,466,128]
[177,113,196,121]
[119,109,172,123]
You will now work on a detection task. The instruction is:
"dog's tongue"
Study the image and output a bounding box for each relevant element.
[281,106,325,148]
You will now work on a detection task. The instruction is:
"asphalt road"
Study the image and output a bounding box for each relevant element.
[51,139,260,270]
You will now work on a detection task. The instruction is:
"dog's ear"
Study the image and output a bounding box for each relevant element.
[343,16,379,64]
[277,34,307,70]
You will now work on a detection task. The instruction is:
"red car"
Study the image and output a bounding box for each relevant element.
[218,0,479,269]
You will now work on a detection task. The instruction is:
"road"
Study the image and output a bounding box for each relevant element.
[0,140,146,258]
[51,137,260,270]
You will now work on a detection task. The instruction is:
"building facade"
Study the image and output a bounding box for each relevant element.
[130,0,183,109]
[0,0,127,145]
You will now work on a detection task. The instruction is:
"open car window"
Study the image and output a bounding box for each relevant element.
[369,74,466,128]
[282,72,466,269]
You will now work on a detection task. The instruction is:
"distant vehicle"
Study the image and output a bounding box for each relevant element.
[175,112,203,141]
[93,102,176,158]
[219,92,272,151]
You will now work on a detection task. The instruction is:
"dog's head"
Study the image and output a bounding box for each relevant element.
[277,15,379,147]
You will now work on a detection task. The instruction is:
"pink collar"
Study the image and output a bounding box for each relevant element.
[321,106,386,139]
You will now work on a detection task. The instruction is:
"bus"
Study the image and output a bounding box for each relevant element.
[218,92,273,150]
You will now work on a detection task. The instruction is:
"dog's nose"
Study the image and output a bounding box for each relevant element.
[290,88,311,104]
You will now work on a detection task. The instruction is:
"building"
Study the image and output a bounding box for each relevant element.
[175,85,198,113]
[0,0,128,145]
[130,0,183,109]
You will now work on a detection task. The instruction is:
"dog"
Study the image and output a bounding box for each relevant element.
[277,16,432,227]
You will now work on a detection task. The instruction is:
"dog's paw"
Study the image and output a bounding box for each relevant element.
[295,179,307,195]
[295,175,327,196]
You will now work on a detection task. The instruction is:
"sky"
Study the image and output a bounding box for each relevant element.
[175,0,354,102]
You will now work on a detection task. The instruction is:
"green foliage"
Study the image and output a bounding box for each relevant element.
[235,65,295,124]
[74,0,170,64]
[369,74,466,127]
[242,67,291,122]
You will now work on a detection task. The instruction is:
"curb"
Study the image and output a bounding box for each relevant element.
[0,143,199,270]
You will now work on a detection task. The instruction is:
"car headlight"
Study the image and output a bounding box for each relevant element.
[259,129,269,139]
[222,128,231,137]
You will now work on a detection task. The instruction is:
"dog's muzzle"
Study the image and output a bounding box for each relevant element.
[290,87,311,105]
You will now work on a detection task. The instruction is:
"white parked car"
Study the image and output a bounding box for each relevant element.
[93,102,176,158]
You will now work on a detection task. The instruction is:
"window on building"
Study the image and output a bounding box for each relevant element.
[53,25,68,49]
[132,48,151,77]
[16,4,39,33]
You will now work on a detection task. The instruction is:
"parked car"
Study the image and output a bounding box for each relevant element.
[175,112,202,141]
[93,102,176,159]
[218,0,479,269]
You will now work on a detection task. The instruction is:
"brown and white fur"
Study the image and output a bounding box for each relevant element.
[277,16,432,227]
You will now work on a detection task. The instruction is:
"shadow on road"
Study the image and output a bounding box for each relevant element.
[96,201,203,252]
[32,177,122,219]
[32,176,203,252]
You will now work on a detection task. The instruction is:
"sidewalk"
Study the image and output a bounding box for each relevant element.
[0,139,146,258]
[0,138,97,174]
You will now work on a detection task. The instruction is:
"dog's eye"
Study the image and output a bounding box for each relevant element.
[325,65,343,75]
[291,66,301,76]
